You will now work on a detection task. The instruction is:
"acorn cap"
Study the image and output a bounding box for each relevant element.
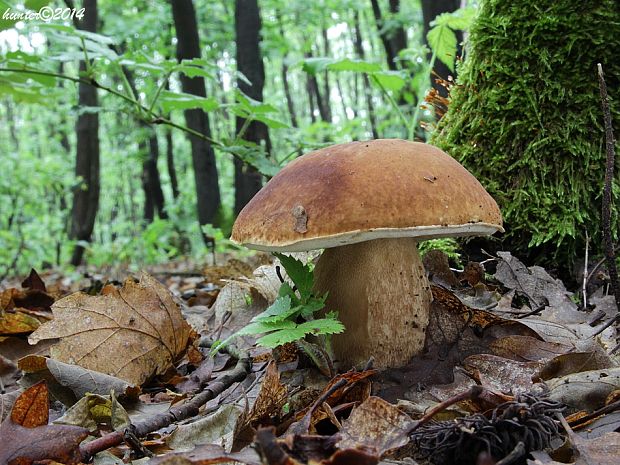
[231,139,503,252]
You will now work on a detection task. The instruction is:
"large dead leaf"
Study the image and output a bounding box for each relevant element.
[28,272,191,385]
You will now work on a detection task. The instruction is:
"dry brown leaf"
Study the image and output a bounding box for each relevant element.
[489,335,571,362]
[28,272,191,385]
[463,354,542,394]
[0,381,89,465]
[148,443,262,465]
[337,396,414,456]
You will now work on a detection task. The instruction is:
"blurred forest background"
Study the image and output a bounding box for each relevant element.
[0,0,618,279]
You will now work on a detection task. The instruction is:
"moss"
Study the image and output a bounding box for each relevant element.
[432,0,620,271]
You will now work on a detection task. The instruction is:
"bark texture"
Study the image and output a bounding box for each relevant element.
[234,0,269,214]
[369,0,408,70]
[171,0,221,227]
[70,0,100,266]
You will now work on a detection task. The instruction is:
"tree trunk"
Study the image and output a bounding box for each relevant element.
[353,11,379,139]
[165,128,179,199]
[421,0,462,98]
[141,132,168,222]
[305,51,330,123]
[369,0,407,71]
[320,26,333,122]
[171,0,221,229]
[281,60,298,127]
[234,0,269,214]
[69,0,100,266]
[306,73,317,124]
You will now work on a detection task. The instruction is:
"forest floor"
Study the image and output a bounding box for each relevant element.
[1,249,620,464]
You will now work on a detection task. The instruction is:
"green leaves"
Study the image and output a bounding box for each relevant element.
[159,90,219,113]
[231,91,289,129]
[427,6,476,72]
[427,25,458,72]
[217,254,344,350]
[273,253,313,299]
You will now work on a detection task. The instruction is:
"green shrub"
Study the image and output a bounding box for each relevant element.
[432,0,620,270]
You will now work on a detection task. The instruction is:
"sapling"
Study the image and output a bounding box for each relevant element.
[212,253,344,353]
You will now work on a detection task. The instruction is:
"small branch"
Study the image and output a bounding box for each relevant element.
[78,348,251,461]
[0,67,267,172]
[408,385,486,434]
[597,63,620,318]
[568,397,620,429]
[582,232,589,308]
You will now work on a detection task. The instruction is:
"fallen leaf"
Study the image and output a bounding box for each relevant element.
[495,252,577,311]
[547,368,620,412]
[0,310,41,335]
[537,351,614,381]
[148,443,262,465]
[337,396,414,456]
[28,272,191,385]
[489,335,571,362]
[166,403,243,452]
[0,381,89,464]
[463,354,542,394]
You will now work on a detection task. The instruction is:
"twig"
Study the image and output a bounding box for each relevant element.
[495,441,526,465]
[291,378,347,435]
[79,346,251,461]
[597,63,620,319]
[568,397,620,429]
[515,302,547,319]
[0,67,269,173]
[408,385,486,434]
[582,232,589,308]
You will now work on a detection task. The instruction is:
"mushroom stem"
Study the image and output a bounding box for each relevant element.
[313,237,432,369]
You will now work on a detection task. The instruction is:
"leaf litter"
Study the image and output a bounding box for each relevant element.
[0,250,619,464]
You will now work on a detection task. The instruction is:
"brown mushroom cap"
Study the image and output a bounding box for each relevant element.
[231,139,503,251]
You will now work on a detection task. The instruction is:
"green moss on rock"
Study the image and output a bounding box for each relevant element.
[432,0,620,270]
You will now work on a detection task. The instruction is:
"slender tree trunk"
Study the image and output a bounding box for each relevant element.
[171,0,221,230]
[335,78,349,120]
[234,0,269,214]
[163,79,180,199]
[70,0,100,266]
[306,72,317,124]
[369,0,407,71]
[354,11,379,139]
[421,0,462,98]
[281,60,298,127]
[4,100,19,151]
[57,62,71,153]
[275,14,298,128]
[388,0,408,64]
[165,128,179,199]
[305,51,330,123]
[321,26,333,122]
[141,132,168,222]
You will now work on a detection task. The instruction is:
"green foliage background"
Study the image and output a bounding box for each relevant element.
[432,0,620,270]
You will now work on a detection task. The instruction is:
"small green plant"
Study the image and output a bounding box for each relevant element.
[215,253,344,350]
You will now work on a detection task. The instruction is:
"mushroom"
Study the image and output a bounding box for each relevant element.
[231,139,503,369]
